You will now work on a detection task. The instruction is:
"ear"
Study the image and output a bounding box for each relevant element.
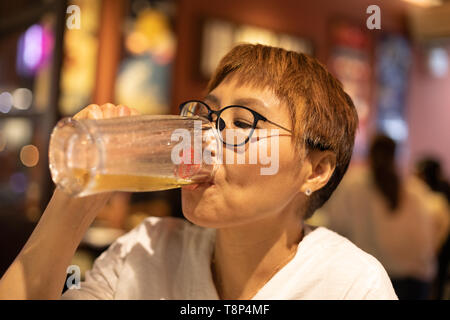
[300,150,336,195]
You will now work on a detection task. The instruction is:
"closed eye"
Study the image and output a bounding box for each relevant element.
[233,120,253,129]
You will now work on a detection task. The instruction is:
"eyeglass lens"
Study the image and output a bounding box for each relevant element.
[182,101,255,146]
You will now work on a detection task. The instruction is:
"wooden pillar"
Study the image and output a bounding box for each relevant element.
[93,0,127,105]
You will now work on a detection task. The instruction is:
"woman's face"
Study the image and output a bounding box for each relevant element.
[181,77,310,228]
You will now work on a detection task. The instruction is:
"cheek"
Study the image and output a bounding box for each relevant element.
[222,141,303,211]
[180,141,304,227]
[243,160,302,212]
[220,139,284,183]
[227,138,301,181]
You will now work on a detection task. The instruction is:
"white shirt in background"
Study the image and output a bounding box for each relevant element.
[318,165,449,282]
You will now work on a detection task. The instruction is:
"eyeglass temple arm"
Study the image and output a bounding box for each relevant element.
[264,119,293,133]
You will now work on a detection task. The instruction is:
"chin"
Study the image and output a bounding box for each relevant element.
[180,185,218,227]
[181,200,224,228]
[180,185,255,229]
[182,201,258,230]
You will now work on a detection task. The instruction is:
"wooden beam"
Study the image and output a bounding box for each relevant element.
[93,0,127,105]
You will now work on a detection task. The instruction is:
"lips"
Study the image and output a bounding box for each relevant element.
[182,181,214,191]
[183,183,199,191]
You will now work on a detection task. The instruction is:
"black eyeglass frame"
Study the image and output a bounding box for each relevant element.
[179,100,292,147]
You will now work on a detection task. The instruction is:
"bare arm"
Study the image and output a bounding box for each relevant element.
[0,189,110,299]
[0,104,139,299]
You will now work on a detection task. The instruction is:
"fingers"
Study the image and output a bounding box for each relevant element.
[99,103,118,118]
[73,103,141,120]
[116,105,141,116]
[117,105,130,117]
[73,104,101,120]
[88,104,103,119]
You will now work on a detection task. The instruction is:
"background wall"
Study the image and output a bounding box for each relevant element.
[171,0,450,178]
[172,0,407,101]
[407,45,450,178]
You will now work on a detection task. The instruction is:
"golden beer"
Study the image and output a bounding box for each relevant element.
[72,168,192,195]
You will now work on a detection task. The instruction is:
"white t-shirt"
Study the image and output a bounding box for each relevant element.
[61,216,398,300]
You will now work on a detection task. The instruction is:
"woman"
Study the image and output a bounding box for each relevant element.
[0,44,397,299]
[320,134,449,299]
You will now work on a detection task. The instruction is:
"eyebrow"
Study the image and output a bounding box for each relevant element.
[204,94,267,109]
[204,94,219,105]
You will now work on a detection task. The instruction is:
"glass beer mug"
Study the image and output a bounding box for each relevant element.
[49,115,221,197]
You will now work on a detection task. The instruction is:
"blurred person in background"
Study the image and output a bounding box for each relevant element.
[416,158,450,202]
[319,134,449,300]
[0,44,398,300]
[416,158,450,299]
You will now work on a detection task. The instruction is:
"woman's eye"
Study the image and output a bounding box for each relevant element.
[233,120,253,129]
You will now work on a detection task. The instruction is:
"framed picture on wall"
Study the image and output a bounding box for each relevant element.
[328,20,372,160]
[375,34,411,144]
[199,18,314,78]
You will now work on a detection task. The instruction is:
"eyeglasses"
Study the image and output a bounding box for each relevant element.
[179,100,292,147]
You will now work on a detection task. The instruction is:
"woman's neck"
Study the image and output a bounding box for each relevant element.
[212,211,304,300]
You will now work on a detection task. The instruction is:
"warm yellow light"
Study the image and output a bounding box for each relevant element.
[26,206,41,223]
[0,132,6,152]
[402,0,443,7]
[20,144,39,167]
[125,31,149,55]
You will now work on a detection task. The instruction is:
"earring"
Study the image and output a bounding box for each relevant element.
[305,188,312,196]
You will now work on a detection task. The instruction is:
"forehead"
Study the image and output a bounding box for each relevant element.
[207,76,287,116]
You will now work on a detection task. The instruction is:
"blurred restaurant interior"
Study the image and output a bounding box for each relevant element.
[0,0,449,299]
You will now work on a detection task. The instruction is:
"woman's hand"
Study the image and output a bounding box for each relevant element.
[73,103,140,120]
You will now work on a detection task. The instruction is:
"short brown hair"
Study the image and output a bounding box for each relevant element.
[207,44,358,219]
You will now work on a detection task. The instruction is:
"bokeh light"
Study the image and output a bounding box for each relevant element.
[16,24,54,76]
[9,172,27,194]
[26,181,41,201]
[402,0,442,8]
[428,47,449,78]
[126,31,149,55]
[24,25,43,70]
[12,88,33,110]
[0,92,13,113]
[2,118,32,149]
[0,131,6,152]
[26,206,41,223]
[20,144,39,167]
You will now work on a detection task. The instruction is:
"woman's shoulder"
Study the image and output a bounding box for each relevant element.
[304,226,385,269]
[297,226,397,299]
